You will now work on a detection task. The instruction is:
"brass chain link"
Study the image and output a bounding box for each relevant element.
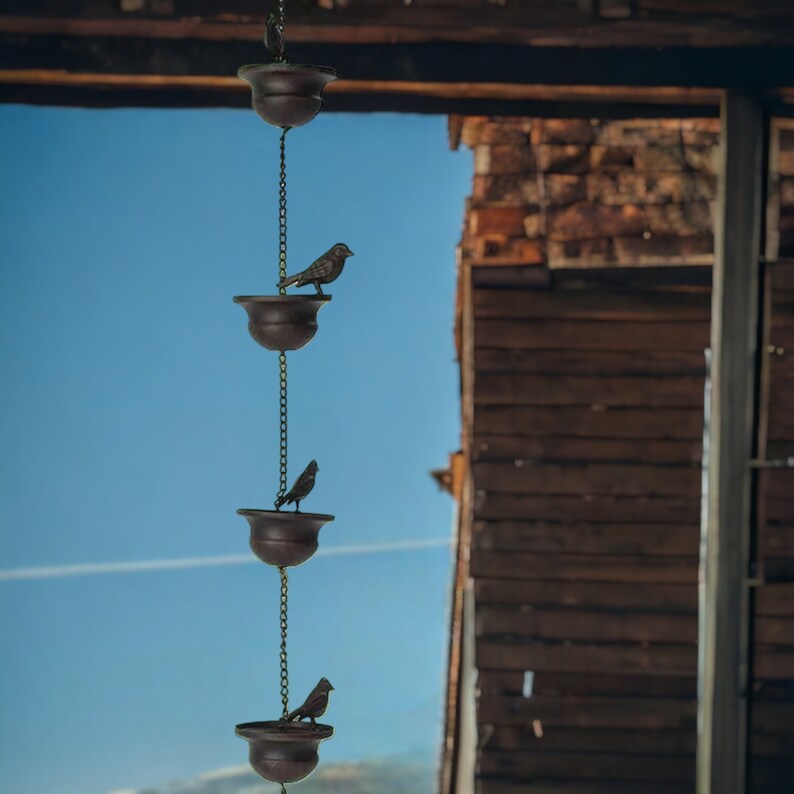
[279,566,290,719]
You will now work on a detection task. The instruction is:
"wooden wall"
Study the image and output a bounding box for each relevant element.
[469,276,707,794]
[444,116,794,793]
[749,262,794,793]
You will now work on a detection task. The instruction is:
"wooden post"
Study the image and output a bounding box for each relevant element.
[697,93,768,794]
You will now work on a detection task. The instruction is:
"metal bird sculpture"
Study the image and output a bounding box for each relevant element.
[264,13,288,63]
[275,460,318,512]
[277,243,354,295]
[286,678,334,726]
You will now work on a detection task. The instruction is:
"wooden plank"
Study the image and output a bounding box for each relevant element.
[476,606,697,643]
[475,493,700,524]
[473,461,700,497]
[472,520,700,556]
[478,750,695,782]
[474,578,698,612]
[472,288,711,321]
[752,701,794,732]
[475,319,711,351]
[698,93,766,794]
[481,725,697,755]
[471,550,697,584]
[755,616,794,646]
[756,583,794,616]
[476,639,697,675]
[754,648,794,679]
[477,693,697,727]
[474,373,705,407]
[474,348,707,376]
[473,435,702,465]
[765,525,794,557]
[477,670,697,698]
[476,779,691,794]
[474,406,703,440]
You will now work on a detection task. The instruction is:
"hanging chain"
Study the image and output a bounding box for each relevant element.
[277,0,286,34]
[278,130,288,292]
[276,352,288,504]
[275,129,289,506]
[278,567,290,719]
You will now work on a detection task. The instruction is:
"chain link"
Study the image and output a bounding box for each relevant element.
[276,352,288,503]
[275,128,289,506]
[277,0,285,34]
[278,130,288,292]
[279,567,290,719]
[280,786,288,794]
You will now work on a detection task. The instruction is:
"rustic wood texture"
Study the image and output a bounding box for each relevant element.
[465,275,709,793]
[3,3,794,111]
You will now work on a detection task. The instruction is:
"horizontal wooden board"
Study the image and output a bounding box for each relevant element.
[475,319,711,351]
[473,461,700,497]
[475,492,701,524]
[476,639,697,675]
[476,606,698,644]
[752,701,794,733]
[477,693,696,728]
[765,556,794,582]
[767,499,794,522]
[474,406,703,440]
[747,757,794,787]
[755,616,794,646]
[765,525,794,557]
[473,289,711,322]
[479,750,694,782]
[471,550,697,584]
[474,348,707,376]
[480,725,696,755]
[473,434,702,465]
[476,778,690,794]
[474,373,705,407]
[754,648,794,679]
[475,578,698,612]
[472,521,699,556]
[477,670,697,698]
[756,583,794,616]
[750,732,794,758]
[765,468,794,499]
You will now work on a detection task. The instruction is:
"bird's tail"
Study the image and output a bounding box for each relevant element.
[274,494,287,509]
[286,707,301,721]
[277,274,299,289]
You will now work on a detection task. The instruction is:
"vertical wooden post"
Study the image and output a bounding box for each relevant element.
[697,93,768,794]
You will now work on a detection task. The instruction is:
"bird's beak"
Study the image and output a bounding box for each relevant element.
[348,251,354,256]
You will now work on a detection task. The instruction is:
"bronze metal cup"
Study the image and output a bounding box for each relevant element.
[237,509,334,567]
[233,295,331,351]
[236,721,334,783]
[237,64,338,128]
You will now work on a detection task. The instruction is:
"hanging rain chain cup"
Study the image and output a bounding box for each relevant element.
[232,3,349,788]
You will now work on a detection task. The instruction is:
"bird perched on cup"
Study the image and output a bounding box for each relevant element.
[277,243,354,296]
[264,13,288,62]
[286,678,334,726]
[275,460,318,512]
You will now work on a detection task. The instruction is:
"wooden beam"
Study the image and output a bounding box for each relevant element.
[697,93,768,794]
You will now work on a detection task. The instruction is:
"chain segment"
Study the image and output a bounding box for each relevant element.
[278,130,288,293]
[275,128,289,506]
[279,566,290,719]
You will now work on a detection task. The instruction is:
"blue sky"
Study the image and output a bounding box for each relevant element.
[0,106,471,793]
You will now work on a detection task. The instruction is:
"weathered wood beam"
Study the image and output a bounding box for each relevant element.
[697,93,768,794]
[2,2,794,48]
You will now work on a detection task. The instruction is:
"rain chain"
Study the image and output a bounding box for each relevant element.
[232,1,353,787]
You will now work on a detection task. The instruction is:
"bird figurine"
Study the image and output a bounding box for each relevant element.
[286,678,334,726]
[275,460,318,512]
[277,243,354,295]
[264,13,288,63]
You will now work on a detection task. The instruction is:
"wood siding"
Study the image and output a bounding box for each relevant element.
[470,279,707,793]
